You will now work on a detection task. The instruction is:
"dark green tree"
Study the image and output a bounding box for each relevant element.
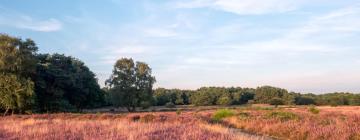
[269,97,284,108]
[254,86,294,104]
[34,54,104,112]
[106,58,155,112]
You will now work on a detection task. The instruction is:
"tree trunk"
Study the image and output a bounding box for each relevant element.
[126,106,136,112]
[3,108,9,116]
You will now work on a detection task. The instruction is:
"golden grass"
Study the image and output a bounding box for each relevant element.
[0,112,263,140]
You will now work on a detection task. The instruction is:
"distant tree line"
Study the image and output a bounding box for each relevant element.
[151,86,360,107]
[1,34,360,115]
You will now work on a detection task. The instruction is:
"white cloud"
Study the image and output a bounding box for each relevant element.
[175,0,303,15]
[288,4,360,38]
[15,16,62,32]
[0,8,62,32]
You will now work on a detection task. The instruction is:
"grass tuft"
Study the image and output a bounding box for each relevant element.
[212,109,235,122]
[266,111,299,121]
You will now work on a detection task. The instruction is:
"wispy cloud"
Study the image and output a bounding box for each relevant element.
[175,0,304,15]
[0,8,62,32]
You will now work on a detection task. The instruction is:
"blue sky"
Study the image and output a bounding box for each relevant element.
[1,0,360,93]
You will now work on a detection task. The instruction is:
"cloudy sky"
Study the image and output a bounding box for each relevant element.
[1,0,360,93]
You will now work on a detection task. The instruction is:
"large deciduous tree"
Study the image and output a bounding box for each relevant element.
[34,54,105,112]
[0,74,34,115]
[106,58,155,112]
[0,34,37,115]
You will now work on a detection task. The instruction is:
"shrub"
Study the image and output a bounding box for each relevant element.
[129,115,141,122]
[140,101,152,109]
[216,96,232,106]
[212,109,235,122]
[165,102,175,108]
[176,109,182,115]
[253,106,273,110]
[308,106,320,114]
[266,111,299,121]
[269,97,285,107]
[237,112,250,120]
[140,114,156,123]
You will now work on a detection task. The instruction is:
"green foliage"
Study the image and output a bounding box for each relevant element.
[176,109,181,115]
[0,34,38,77]
[212,109,235,122]
[266,111,299,121]
[252,106,273,110]
[217,96,232,106]
[191,87,230,106]
[34,54,104,112]
[165,102,175,108]
[350,95,360,106]
[153,88,190,106]
[0,74,34,115]
[269,97,284,107]
[0,34,37,115]
[308,106,320,114]
[140,101,152,109]
[232,89,255,104]
[255,86,294,104]
[295,96,315,105]
[237,112,250,120]
[106,58,155,112]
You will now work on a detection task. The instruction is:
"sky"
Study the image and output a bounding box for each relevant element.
[1,0,360,93]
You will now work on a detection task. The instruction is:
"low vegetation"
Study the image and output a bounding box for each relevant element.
[224,106,360,140]
[0,112,267,140]
[212,109,235,122]
[265,111,299,121]
[308,106,320,114]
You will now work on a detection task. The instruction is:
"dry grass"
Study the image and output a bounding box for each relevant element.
[0,112,263,140]
[222,106,360,140]
[1,106,359,140]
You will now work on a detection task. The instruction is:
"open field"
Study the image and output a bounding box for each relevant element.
[0,111,268,140]
[1,106,360,140]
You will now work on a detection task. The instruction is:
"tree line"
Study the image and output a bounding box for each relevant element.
[152,86,360,107]
[1,34,360,115]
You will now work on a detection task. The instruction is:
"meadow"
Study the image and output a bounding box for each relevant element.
[1,105,360,140]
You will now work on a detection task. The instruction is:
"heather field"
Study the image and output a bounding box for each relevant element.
[0,111,267,140]
[1,106,360,140]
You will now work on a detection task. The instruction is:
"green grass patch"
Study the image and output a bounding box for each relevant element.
[308,106,320,114]
[212,109,235,122]
[266,111,299,121]
[253,106,274,111]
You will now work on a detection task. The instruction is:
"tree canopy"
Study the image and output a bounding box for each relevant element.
[34,54,105,112]
[106,58,155,112]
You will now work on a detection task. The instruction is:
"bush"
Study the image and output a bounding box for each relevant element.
[140,101,152,109]
[129,115,140,122]
[295,96,315,105]
[269,97,285,107]
[253,106,273,110]
[308,106,320,114]
[266,111,299,121]
[212,109,235,122]
[217,96,232,106]
[237,112,250,120]
[176,109,182,115]
[165,102,176,108]
[140,114,156,123]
